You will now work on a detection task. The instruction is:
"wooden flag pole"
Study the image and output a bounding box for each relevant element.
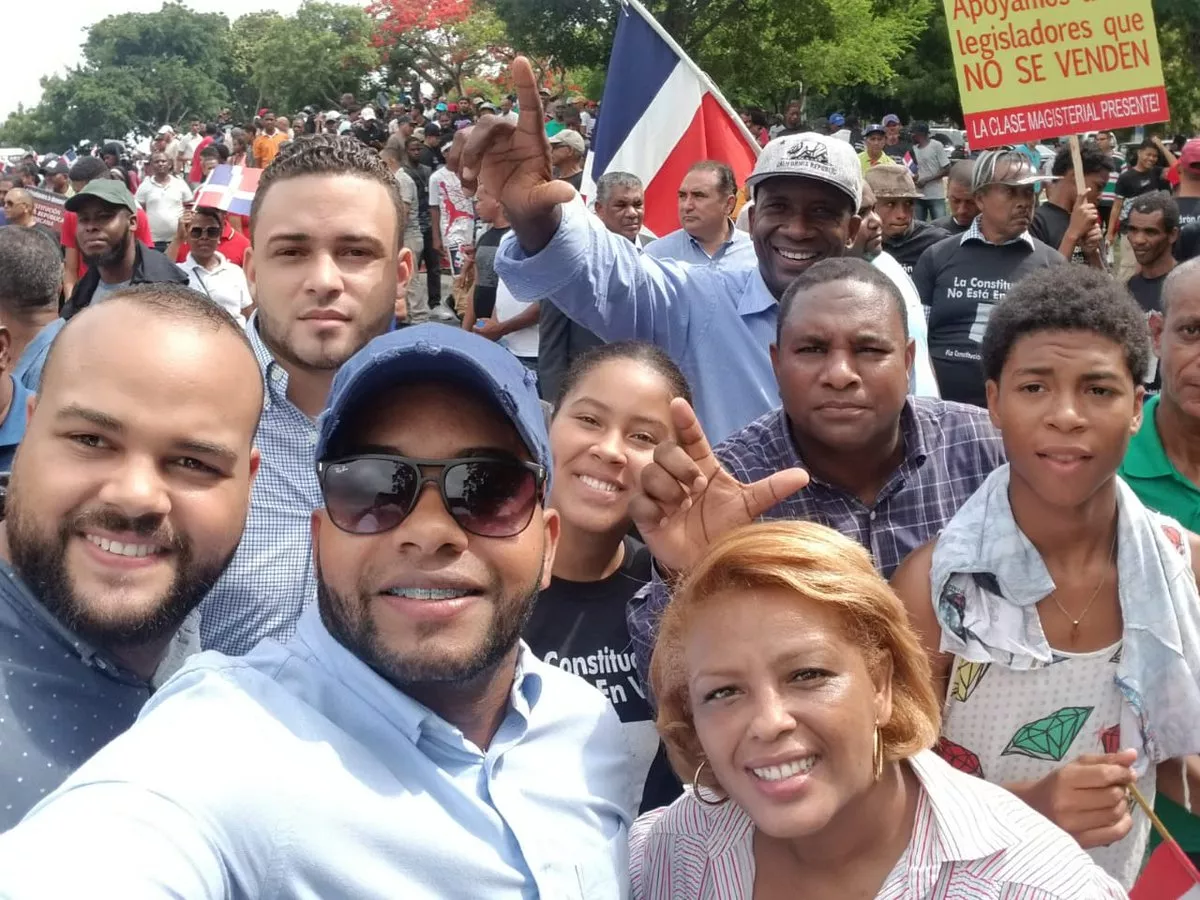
[1130,782,1175,845]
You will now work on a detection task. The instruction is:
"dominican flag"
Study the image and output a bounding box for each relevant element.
[582,0,759,238]
[1131,839,1200,899]
[194,165,262,218]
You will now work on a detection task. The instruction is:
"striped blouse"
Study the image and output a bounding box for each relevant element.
[629,749,1127,899]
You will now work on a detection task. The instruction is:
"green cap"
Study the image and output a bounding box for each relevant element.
[64,179,137,214]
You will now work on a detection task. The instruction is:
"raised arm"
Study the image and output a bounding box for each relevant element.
[464,56,703,355]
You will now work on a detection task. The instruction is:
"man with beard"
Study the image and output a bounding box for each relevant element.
[0,283,262,829]
[474,58,923,443]
[60,181,188,318]
[198,135,413,655]
[0,325,635,897]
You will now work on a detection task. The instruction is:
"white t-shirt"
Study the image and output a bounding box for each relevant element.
[178,133,202,161]
[392,168,420,238]
[135,176,194,242]
[427,167,475,248]
[913,139,951,200]
[494,280,538,359]
[183,252,250,324]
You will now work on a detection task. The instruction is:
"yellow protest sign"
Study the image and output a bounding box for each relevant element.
[944,0,1169,149]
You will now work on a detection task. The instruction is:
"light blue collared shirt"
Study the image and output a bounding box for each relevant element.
[495,200,938,443]
[14,317,65,391]
[198,315,321,654]
[644,222,757,270]
[0,606,636,899]
[0,374,33,471]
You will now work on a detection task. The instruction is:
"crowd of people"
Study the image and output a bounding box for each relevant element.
[0,53,1199,898]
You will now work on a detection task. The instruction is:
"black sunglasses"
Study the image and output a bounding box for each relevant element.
[189,226,221,239]
[318,454,546,538]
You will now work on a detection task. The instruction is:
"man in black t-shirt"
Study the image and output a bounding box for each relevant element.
[864,165,948,275]
[1108,137,1174,281]
[1174,140,1200,260]
[1125,191,1178,392]
[913,149,1062,406]
[418,123,446,170]
[1029,144,1109,268]
[931,161,978,236]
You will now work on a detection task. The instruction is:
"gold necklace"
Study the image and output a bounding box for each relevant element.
[1049,529,1119,637]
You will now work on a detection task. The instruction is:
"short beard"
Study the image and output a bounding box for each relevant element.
[255,298,394,372]
[316,557,542,692]
[82,227,132,271]
[5,490,232,653]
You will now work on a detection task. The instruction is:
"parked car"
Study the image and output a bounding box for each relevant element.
[931,128,969,160]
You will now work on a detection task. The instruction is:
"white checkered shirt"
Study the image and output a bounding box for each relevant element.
[198,317,321,655]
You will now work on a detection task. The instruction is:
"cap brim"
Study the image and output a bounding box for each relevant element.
[316,341,547,485]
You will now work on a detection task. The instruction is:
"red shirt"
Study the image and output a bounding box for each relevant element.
[62,209,154,279]
[174,221,250,267]
[189,136,215,184]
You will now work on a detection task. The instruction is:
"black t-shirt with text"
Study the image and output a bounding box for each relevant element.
[882,220,950,275]
[1176,196,1200,230]
[1177,222,1200,263]
[524,537,681,812]
[913,233,1063,406]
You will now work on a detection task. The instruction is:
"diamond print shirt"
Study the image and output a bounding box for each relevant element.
[937,641,1153,890]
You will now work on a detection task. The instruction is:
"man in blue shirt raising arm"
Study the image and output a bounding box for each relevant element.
[467,58,936,443]
[0,325,635,899]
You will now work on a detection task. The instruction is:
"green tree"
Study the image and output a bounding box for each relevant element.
[250,2,380,114]
[82,2,230,128]
[489,0,932,111]
[222,11,287,120]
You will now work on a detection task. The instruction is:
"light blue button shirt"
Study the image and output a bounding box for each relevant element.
[495,200,938,443]
[198,316,322,654]
[0,606,636,899]
[644,222,757,269]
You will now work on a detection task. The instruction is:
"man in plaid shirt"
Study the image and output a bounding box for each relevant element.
[628,258,1005,685]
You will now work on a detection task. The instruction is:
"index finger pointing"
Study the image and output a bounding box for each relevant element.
[669,398,717,463]
[512,56,545,135]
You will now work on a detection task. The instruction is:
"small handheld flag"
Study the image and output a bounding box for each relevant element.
[194,165,262,218]
[1130,783,1200,899]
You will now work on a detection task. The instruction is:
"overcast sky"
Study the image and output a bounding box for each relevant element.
[1,0,304,121]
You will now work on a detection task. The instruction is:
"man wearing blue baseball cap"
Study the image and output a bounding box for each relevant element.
[0,324,636,898]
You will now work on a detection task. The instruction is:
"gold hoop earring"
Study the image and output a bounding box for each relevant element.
[873,725,884,782]
[692,759,728,807]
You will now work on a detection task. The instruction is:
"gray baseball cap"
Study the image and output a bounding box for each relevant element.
[746,132,863,208]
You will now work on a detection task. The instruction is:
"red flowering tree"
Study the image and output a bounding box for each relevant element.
[368,0,511,98]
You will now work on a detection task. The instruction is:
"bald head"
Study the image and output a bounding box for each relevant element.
[40,284,260,409]
[4,188,34,224]
[1162,257,1200,319]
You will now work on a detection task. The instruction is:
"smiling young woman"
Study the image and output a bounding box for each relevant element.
[522,341,691,813]
[632,520,1124,899]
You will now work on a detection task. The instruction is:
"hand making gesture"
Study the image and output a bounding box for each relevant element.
[461,56,577,252]
[630,399,810,574]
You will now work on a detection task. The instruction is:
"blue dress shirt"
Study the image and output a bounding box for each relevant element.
[0,375,32,471]
[643,222,757,269]
[198,315,321,654]
[0,606,636,898]
[495,200,938,443]
[13,318,64,392]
